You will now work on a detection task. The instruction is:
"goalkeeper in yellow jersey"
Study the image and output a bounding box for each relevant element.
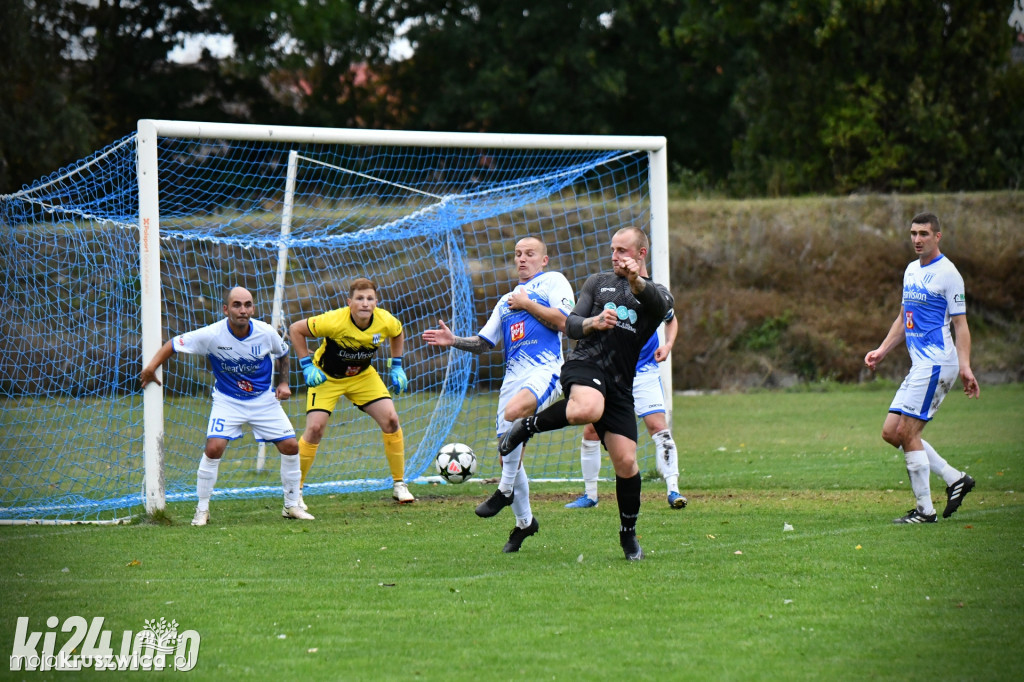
[288,277,414,508]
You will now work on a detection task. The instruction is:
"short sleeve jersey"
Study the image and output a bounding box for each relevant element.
[478,271,575,378]
[567,273,673,389]
[636,307,676,375]
[172,319,288,400]
[902,254,966,366]
[307,307,402,379]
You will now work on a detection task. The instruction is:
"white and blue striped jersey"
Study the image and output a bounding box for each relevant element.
[478,270,575,379]
[636,308,676,375]
[172,318,289,400]
[902,254,966,367]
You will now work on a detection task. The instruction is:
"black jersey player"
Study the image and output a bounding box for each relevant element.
[499,226,673,560]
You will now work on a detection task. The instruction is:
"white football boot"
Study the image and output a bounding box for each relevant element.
[392,482,415,504]
[191,508,210,527]
[282,505,315,520]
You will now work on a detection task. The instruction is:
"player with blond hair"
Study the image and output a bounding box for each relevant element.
[289,278,414,508]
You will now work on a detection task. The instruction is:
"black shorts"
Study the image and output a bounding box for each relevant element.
[559,360,637,443]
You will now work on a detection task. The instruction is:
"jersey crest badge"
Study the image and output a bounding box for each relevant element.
[510,321,525,342]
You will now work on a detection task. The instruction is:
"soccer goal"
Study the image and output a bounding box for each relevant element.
[0,120,669,523]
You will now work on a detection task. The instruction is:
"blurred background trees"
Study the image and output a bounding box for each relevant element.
[2,0,1021,196]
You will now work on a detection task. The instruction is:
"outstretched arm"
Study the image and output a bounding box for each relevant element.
[140,340,175,388]
[864,308,906,371]
[422,320,492,354]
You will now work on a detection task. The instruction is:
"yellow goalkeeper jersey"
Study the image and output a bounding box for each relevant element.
[307,307,402,379]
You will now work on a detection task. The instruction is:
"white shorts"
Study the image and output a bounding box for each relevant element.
[496,363,562,435]
[889,363,959,422]
[632,370,666,417]
[206,390,297,443]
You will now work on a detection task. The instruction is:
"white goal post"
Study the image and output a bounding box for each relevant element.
[137,120,670,514]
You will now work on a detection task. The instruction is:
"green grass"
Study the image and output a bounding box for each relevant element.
[2,385,1022,681]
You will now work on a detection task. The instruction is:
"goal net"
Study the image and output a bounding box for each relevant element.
[0,121,669,523]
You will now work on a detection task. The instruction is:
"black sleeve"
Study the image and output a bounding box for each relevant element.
[566,275,598,340]
[634,278,670,321]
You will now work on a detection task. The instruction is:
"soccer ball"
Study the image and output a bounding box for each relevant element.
[435,443,477,484]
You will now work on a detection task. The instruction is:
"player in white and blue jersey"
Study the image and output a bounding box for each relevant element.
[140,287,313,526]
[567,309,686,510]
[422,236,574,552]
[864,213,980,524]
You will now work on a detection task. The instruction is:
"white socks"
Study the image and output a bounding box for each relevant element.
[281,453,301,507]
[579,430,682,500]
[510,464,533,528]
[652,429,680,493]
[498,443,523,495]
[196,454,221,512]
[580,438,601,500]
[904,449,935,515]
[921,439,962,487]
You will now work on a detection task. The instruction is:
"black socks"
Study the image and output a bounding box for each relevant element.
[616,473,642,534]
[533,399,569,433]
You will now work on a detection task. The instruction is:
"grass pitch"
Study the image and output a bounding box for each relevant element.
[1,384,1022,681]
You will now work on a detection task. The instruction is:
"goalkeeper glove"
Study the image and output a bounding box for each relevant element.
[387,357,408,394]
[299,356,327,388]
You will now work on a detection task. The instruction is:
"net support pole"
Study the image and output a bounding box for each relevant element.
[138,120,166,514]
[257,149,298,472]
[648,144,673,423]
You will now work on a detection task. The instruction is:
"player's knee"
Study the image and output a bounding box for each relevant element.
[567,404,601,424]
[380,415,401,433]
[503,403,529,422]
[277,439,299,456]
[894,424,918,448]
[302,420,327,443]
[204,440,227,459]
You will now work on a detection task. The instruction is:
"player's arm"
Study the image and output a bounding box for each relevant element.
[631,273,670,322]
[288,318,327,387]
[139,339,175,388]
[288,319,316,360]
[274,352,292,400]
[654,315,678,362]
[566,276,614,339]
[422,320,491,354]
[951,314,980,398]
[507,289,567,332]
[864,307,906,371]
[386,329,409,394]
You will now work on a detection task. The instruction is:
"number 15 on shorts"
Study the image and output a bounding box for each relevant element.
[209,417,226,433]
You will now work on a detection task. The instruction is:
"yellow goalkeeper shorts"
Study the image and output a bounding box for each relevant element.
[305,366,392,414]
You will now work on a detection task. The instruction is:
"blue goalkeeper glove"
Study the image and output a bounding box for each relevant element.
[387,357,408,394]
[299,356,327,388]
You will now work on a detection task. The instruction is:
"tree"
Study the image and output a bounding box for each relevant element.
[0,0,96,192]
[214,0,399,128]
[671,0,1021,195]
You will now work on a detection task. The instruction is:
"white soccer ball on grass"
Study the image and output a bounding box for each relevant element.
[435,443,477,484]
